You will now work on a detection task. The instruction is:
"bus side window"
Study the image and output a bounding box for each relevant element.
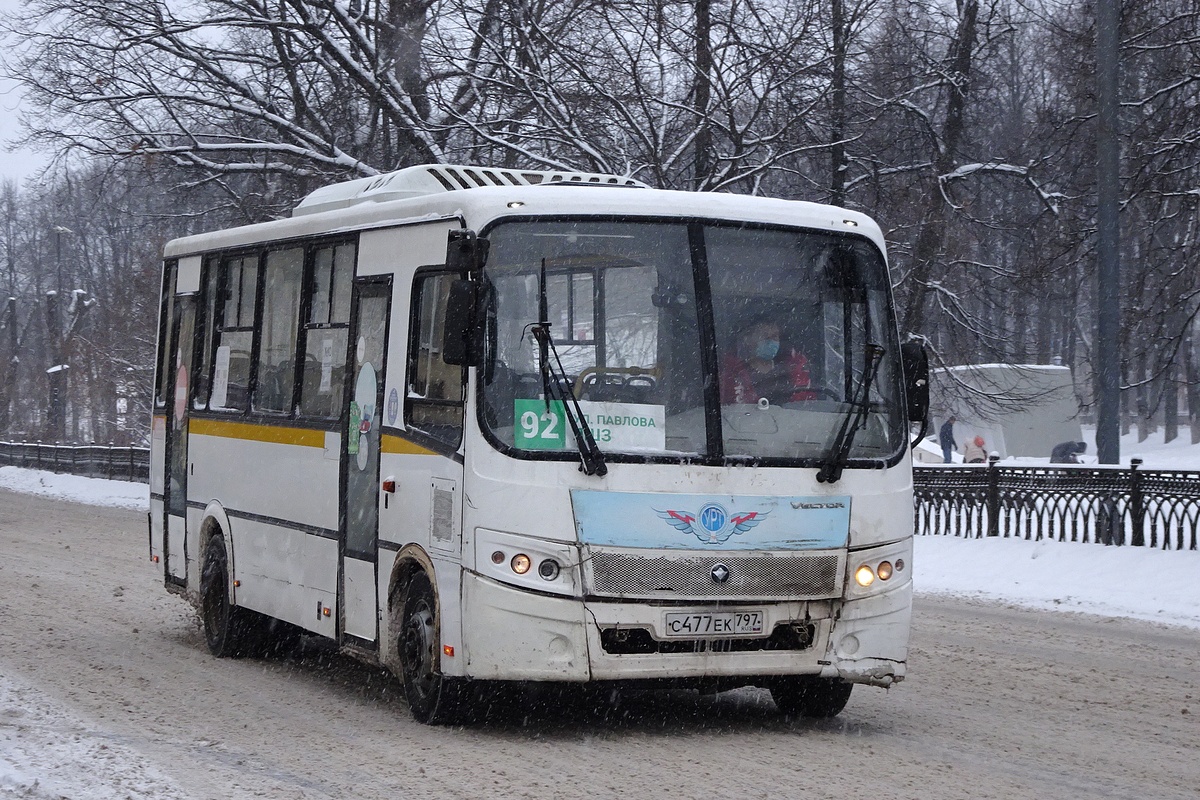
[299,243,354,419]
[192,258,219,410]
[209,255,257,412]
[154,260,178,410]
[406,271,464,447]
[253,247,304,414]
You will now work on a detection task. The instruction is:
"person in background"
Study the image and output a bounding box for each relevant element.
[1050,441,1088,464]
[963,434,987,464]
[939,415,957,463]
[721,318,814,405]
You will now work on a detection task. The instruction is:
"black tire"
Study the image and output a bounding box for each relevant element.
[770,676,853,718]
[199,536,258,658]
[398,572,467,725]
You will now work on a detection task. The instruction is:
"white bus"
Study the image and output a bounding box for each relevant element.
[149,164,928,724]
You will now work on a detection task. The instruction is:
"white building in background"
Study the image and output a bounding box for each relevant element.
[925,363,1082,462]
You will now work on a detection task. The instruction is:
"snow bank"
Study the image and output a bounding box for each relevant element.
[0,466,148,511]
[915,534,1200,629]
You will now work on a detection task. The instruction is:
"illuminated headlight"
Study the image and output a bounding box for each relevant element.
[848,539,912,598]
[511,554,532,575]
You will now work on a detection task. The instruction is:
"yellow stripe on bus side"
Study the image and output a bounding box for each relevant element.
[189,418,326,448]
[381,433,437,456]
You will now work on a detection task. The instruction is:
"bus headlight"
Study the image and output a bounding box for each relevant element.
[847,539,912,598]
[474,528,580,597]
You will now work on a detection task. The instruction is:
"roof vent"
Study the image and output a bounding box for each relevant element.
[293,164,648,216]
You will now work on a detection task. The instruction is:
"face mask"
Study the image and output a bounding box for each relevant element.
[755,339,780,361]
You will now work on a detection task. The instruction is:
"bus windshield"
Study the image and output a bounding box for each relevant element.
[478,218,905,466]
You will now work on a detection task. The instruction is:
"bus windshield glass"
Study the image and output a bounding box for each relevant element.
[479,219,905,466]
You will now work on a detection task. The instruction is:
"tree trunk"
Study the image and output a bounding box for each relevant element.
[901,0,980,337]
[1164,360,1178,444]
[1136,360,1150,443]
[1188,324,1200,444]
[692,0,713,191]
[829,0,848,206]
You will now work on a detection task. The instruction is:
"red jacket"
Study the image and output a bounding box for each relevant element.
[721,351,815,404]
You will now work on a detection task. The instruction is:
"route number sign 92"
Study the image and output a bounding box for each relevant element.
[514,400,567,450]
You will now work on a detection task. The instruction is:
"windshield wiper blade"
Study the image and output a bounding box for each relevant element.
[817,343,885,484]
[528,323,608,476]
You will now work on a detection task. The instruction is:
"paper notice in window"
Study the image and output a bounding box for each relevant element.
[320,339,334,394]
[211,345,230,409]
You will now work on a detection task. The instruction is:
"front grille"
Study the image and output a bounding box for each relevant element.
[587,551,841,600]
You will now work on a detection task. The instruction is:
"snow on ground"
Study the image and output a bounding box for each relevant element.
[1,427,1198,797]
[0,674,186,800]
[915,535,1200,629]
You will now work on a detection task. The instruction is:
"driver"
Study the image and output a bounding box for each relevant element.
[721,318,815,405]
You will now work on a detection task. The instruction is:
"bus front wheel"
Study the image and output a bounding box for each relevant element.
[399,572,466,725]
[199,536,258,658]
[770,676,853,718]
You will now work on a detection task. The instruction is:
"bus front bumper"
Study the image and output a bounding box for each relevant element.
[459,572,910,686]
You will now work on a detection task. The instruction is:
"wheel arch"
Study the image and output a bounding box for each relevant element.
[384,544,439,673]
[199,502,235,603]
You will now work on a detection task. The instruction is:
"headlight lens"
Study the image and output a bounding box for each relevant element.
[854,564,876,587]
[511,554,532,574]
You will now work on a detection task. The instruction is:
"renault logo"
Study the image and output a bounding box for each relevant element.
[710,563,730,583]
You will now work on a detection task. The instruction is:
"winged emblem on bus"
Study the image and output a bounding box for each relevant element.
[655,504,767,545]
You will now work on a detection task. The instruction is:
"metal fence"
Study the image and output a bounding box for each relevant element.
[915,458,1200,551]
[0,441,150,483]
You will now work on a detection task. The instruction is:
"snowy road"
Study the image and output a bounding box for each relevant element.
[1,488,1198,800]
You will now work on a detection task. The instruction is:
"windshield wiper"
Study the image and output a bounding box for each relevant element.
[817,343,885,484]
[528,259,607,477]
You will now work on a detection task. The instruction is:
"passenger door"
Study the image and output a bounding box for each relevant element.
[163,294,195,587]
[339,279,391,648]
[395,269,468,564]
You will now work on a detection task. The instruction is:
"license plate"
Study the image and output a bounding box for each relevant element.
[663,610,765,638]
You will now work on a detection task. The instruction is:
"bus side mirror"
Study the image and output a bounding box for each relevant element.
[446,229,490,274]
[900,342,929,423]
[443,229,490,366]
[443,280,480,366]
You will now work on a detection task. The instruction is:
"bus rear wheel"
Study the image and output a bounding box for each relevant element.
[399,572,466,725]
[770,676,853,718]
[199,536,258,658]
